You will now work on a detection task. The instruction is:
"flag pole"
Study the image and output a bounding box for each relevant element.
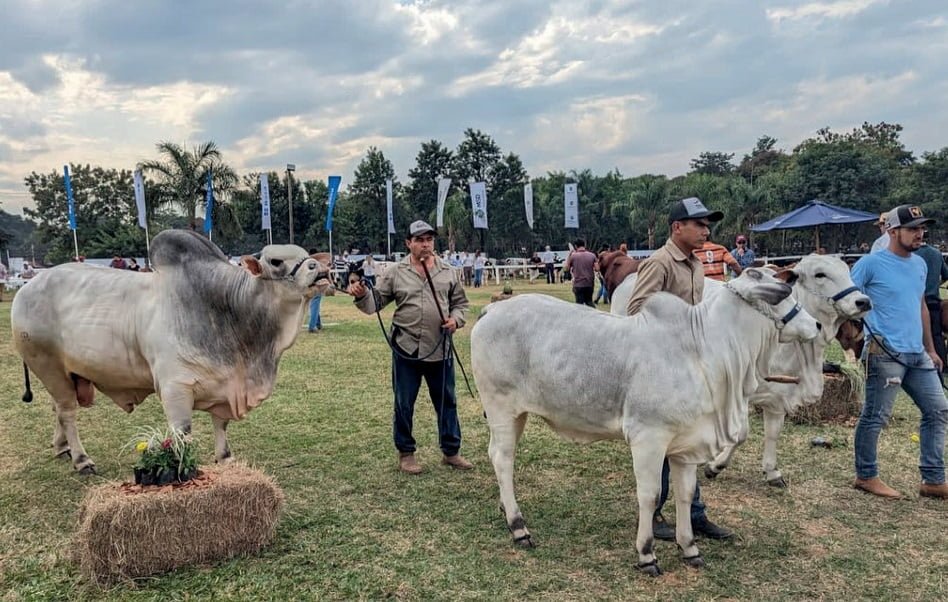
[72,230,79,262]
[144,223,151,266]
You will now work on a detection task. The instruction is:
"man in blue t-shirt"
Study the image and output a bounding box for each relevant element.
[850,204,948,499]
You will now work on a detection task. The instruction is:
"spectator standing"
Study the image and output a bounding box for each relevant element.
[540,245,556,284]
[462,251,474,286]
[363,255,377,288]
[693,238,741,281]
[21,263,36,279]
[870,212,890,253]
[563,239,598,307]
[473,251,487,287]
[914,242,948,368]
[110,255,127,269]
[0,261,7,302]
[730,235,756,271]
[127,258,141,272]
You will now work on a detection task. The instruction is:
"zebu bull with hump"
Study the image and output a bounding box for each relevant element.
[471,268,820,575]
[11,230,332,475]
[612,255,872,486]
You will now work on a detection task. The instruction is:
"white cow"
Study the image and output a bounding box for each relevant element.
[703,255,871,485]
[471,268,820,575]
[11,230,332,475]
[613,256,872,486]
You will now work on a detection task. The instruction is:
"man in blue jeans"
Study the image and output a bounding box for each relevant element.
[851,204,948,499]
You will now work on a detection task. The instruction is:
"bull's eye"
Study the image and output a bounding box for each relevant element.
[815,272,826,278]
[269,258,284,268]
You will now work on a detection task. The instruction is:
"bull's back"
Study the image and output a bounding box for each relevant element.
[472,295,647,433]
[12,265,156,388]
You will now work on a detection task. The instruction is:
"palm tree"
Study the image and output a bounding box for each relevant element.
[616,175,669,249]
[140,141,237,232]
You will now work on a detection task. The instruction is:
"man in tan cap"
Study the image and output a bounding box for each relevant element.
[870,212,890,253]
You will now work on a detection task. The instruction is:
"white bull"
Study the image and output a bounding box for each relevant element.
[471,268,820,575]
[612,255,872,486]
[11,230,332,475]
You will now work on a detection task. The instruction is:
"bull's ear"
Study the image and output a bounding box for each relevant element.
[241,256,263,276]
[775,269,799,285]
[311,252,331,265]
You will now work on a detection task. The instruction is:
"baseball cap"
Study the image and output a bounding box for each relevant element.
[668,197,724,224]
[408,220,436,237]
[885,205,934,230]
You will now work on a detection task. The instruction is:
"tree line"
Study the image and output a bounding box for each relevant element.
[5,121,948,265]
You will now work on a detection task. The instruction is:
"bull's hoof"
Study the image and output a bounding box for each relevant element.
[766,476,788,488]
[513,534,536,548]
[705,465,721,480]
[637,560,663,577]
[682,554,705,569]
[77,464,97,476]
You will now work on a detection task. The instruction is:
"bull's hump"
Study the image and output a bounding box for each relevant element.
[150,229,229,269]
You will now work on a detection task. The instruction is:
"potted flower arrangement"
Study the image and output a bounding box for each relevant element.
[126,427,198,486]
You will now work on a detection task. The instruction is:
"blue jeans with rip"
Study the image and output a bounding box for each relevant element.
[308,295,322,331]
[855,350,948,484]
[392,349,461,456]
[655,458,706,521]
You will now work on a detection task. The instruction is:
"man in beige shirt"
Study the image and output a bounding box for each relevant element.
[349,220,472,475]
[626,197,734,541]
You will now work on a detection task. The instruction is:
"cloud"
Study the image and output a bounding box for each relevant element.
[0,0,946,217]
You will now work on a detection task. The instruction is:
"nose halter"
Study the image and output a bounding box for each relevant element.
[724,283,805,330]
[799,283,863,310]
[285,257,329,284]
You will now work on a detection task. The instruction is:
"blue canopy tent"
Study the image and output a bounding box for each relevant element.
[750,200,878,251]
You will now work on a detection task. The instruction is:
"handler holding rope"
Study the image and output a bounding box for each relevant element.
[349,220,473,475]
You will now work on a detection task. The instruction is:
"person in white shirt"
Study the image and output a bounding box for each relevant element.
[473,251,487,287]
[540,245,556,284]
[870,212,890,253]
[461,251,474,286]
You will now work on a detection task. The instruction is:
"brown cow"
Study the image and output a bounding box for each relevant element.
[598,250,640,296]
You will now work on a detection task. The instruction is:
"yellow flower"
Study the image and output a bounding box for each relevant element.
[135,441,148,453]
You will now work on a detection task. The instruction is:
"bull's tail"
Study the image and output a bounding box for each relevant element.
[21,362,33,403]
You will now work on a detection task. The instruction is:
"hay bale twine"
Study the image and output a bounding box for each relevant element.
[790,363,864,425]
[74,463,284,584]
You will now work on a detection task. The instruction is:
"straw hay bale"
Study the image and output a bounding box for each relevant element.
[74,463,284,584]
[790,364,864,425]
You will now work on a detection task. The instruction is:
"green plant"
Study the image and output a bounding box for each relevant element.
[125,426,198,482]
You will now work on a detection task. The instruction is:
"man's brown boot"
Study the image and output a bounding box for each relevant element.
[919,482,948,498]
[853,477,901,498]
[442,454,474,470]
[399,452,423,475]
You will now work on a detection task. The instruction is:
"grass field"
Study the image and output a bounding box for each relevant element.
[1,281,947,601]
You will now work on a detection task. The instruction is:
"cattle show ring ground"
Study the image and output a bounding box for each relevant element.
[1,282,947,601]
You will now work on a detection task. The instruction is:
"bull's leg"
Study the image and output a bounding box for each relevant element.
[41,375,96,474]
[705,444,737,480]
[487,412,533,547]
[668,458,703,568]
[211,415,234,464]
[761,409,787,487]
[630,447,666,576]
[157,385,194,438]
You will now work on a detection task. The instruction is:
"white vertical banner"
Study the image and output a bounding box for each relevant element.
[386,178,395,235]
[523,182,534,230]
[436,177,451,228]
[133,169,147,228]
[260,173,272,230]
[564,182,579,229]
[469,181,488,229]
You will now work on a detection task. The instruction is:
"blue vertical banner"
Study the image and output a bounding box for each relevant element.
[204,169,214,235]
[325,175,342,232]
[63,165,77,230]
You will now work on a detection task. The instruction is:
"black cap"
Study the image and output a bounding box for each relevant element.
[885,205,935,229]
[668,197,724,224]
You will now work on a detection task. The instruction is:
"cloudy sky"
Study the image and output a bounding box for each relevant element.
[1,0,945,214]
